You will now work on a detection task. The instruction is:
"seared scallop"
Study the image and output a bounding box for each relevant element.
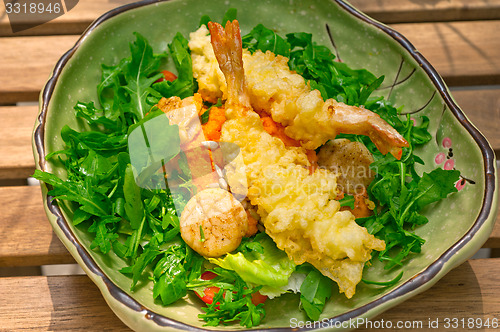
[180,188,248,257]
[317,139,375,195]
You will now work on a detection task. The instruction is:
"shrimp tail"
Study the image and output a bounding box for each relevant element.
[327,101,409,160]
[208,20,251,109]
[368,120,408,160]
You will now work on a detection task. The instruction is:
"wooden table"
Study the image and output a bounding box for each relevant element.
[1,0,499,330]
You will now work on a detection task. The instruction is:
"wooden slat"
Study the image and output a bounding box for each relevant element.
[393,20,500,86]
[0,0,135,37]
[485,222,500,249]
[350,0,500,24]
[0,105,38,179]
[0,275,129,331]
[1,86,497,181]
[451,88,500,153]
[1,0,500,37]
[0,177,497,268]
[1,21,500,104]
[0,186,74,267]
[0,258,499,331]
[0,35,78,104]
[360,258,500,331]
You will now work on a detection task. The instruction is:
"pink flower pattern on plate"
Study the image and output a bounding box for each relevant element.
[444,159,455,170]
[435,152,445,164]
[434,137,469,191]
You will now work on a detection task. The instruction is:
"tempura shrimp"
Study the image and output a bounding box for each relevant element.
[209,20,385,298]
[191,24,409,159]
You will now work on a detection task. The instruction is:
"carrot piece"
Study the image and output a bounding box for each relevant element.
[340,188,373,219]
[201,106,226,141]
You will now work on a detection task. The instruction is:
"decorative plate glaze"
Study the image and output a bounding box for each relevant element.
[33,0,498,330]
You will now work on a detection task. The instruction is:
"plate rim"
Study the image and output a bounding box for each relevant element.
[33,0,498,330]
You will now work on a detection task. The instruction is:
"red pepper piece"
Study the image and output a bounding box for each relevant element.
[155,70,177,83]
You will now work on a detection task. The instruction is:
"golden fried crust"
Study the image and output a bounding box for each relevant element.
[193,24,386,298]
[221,114,385,298]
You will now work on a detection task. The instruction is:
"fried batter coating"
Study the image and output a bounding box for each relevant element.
[207,21,385,298]
[190,25,408,159]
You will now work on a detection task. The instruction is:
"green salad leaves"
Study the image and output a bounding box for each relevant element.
[34,10,460,328]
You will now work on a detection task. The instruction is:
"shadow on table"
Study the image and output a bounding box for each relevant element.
[357,261,486,331]
[46,274,131,331]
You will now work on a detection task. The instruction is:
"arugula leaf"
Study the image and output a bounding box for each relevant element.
[195,268,266,327]
[415,168,460,209]
[200,98,222,124]
[362,270,403,287]
[199,8,237,28]
[33,170,110,217]
[339,194,355,209]
[88,216,121,254]
[121,242,161,290]
[72,207,92,226]
[199,15,210,28]
[78,149,113,184]
[97,58,130,122]
[411,116,432,145]
[153,33,197,99]
[242,24,291,57]
[299,269,332,321]
[153,245,188,305]
[123,33,165,120]
[221,8,237,26]
[200,110,210,125]
[59,125,127,156]
[74,101,121,132]
[123,164,144,230]
[237,237,265,254]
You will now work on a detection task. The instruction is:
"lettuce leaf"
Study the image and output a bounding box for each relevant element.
[209,233,295,288]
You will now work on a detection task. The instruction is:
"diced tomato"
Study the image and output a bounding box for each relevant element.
[198,286,221,305]
[196,271,221,305]
[155,70,177,83]
[201,271,218,280]
[250,291,268,306]
[195,271,267,307]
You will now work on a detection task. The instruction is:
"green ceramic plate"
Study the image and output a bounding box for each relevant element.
[33,0,498,330]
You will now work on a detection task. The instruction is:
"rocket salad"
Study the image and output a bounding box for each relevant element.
[34,10,459,327]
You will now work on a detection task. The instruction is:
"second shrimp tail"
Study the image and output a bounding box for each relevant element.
[208,20,251,109]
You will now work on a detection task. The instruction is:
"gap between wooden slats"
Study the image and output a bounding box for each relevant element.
[1,258,499,330]
[1,0,500,37]
[1,20,500,105]
[350,0,500,24]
